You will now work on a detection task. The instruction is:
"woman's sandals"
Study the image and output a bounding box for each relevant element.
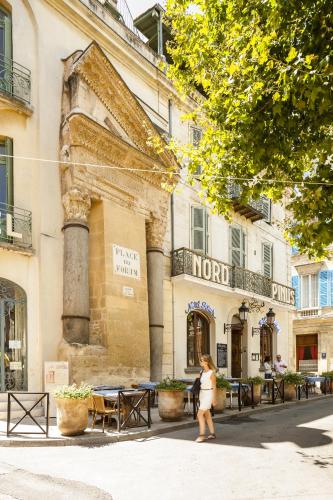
[195,435,206,443]
[207,433,216,440]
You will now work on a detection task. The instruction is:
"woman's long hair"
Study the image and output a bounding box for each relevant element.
[201,354,217,372]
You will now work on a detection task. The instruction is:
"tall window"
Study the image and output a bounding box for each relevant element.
[260,326,273,366]
[0,5,12,95]
[230,225,246,267]
[0,138,13,206]
[300,274,318,308]
[191,206,208,254]
[190,126,202,175]
[187,311,210,367]
[262,242,273,278]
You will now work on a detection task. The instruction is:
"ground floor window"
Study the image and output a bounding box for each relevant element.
[296,334,318,372]
[0,278,27,391]
[187,311,210,367]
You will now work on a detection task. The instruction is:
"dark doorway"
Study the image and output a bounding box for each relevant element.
[231,326,243,378]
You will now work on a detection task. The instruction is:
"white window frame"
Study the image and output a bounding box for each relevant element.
[262,242,273,279]
[229,225,247,268]
[300,274,319,309]
[191,205,209,254]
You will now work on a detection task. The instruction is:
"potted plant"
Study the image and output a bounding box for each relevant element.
[321,371,333,393]
[156,378,186,421]
[242,376,264,405]
[54,383,92,436]
[214,375,232,413]
[282,372,304,401]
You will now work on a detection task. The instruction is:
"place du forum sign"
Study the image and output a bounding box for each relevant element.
[191,253,295,306]
[113,244,140,279]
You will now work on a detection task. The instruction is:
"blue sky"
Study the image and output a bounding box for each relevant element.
[126,1,166,18]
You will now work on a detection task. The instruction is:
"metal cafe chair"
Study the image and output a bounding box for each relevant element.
[92,394,119,433]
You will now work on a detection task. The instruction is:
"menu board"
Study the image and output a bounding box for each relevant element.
[217,343,227,368]
[44,361,69,417]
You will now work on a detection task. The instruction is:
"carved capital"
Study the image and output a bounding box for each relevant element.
[62,187,91,222]
[146,215,167,249]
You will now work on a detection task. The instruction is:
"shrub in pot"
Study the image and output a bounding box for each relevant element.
[156,378,186,421]
[214,375,232,413]
[54,383,92,436]
[242,376,264,405]
[282,372,304,401]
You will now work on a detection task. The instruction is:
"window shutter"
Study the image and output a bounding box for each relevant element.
[230,226,241,266]
[190,127,202,176]
[191,206,206,253]
[330,270,333,307]
[262,243,273,278]
[291,275,300,309]
[319,271,329,307]
[261,198,271,223]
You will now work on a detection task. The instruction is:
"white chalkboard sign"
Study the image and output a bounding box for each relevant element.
[217,343,227,368]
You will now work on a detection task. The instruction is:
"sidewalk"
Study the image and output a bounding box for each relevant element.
[0,393,331,447]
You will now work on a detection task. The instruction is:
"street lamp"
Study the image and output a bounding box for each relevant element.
[238,301,249,323]
[266,307,276,325]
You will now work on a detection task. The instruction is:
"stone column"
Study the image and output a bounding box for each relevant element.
[146,217,165,382]
[62,187,91,344]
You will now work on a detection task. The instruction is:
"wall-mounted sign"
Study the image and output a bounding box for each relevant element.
[9,361,22,370]
[9,340,21,349]
[251,353,260,361]
[217,343,227,368]
[321,352,327,359]
[123,286,134,297]
[186,300,215,317]
[272,283,295,306]
[192,254,230,286]
[113,244,140,280]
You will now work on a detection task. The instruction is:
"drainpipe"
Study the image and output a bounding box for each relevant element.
[169,99,176,378]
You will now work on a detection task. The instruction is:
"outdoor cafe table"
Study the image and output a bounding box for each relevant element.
[93,389,152,432]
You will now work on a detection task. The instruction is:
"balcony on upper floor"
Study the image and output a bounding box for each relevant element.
[228,184,271,223]
[171,247,295,306]
[0,202,33,254]
[0,54,32,113]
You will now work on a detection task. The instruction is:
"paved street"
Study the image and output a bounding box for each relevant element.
[0,398,333,500]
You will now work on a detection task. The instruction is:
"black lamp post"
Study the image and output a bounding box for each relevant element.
[239,301,249,323]
[266,307,276,325]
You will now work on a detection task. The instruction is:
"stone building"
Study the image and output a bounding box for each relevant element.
[0,0,295,412]
[291,251,333,374]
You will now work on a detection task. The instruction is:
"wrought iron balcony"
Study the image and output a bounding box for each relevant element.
[172,248,295,306]
[228,184,271,222]
[0,54,31,105]
[0,202,32,249]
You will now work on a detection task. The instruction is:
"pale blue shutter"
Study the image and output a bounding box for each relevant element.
[319,271,329,307]
[330,270,333,307]
[291,275,300,308]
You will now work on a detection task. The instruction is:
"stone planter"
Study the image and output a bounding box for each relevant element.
[55,398,89,436]
[284,383,296,401]
[243,384,261,406]
[214,388,227,413]
[158,390,185,421]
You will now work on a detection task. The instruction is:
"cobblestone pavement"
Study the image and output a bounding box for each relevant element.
[0,398,333,500]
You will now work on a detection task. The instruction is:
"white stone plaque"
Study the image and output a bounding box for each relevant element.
[9,340,21,349]
[113,244,140,280]
[123,286,134,297]
[44,361,69,417]
[9,361,22,370]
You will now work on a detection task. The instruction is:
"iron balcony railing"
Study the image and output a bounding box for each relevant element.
[228,183,271,222]
[0,202,32,249]
[0,54,31,104]
[172,247,294,305]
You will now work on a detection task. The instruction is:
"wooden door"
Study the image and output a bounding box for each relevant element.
[231,329,242,378]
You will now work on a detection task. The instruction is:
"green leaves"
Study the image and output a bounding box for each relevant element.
[166,0,333,257]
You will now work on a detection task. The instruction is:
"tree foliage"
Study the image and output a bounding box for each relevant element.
[165,0,333,257]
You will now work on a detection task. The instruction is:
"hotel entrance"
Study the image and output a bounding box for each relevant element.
[0,278,27,391]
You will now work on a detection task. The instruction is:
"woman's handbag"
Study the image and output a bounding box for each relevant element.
[192,372,202,395]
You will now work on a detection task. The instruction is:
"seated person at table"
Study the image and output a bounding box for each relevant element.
[264,356,272,379]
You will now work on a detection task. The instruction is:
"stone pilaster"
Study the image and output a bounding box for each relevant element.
[62,187,91,344]
[146,216,166,382]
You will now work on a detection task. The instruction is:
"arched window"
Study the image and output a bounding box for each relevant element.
[187,311,210,367]
[0,278,27,391]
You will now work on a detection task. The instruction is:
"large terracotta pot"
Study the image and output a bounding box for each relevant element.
[214,388,227,413]
[158,390,184,421]
[55,398,89,436]
[243,384,261,406]
[284,383,296,401]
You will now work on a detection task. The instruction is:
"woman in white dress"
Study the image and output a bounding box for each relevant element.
[195,354,217,442]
